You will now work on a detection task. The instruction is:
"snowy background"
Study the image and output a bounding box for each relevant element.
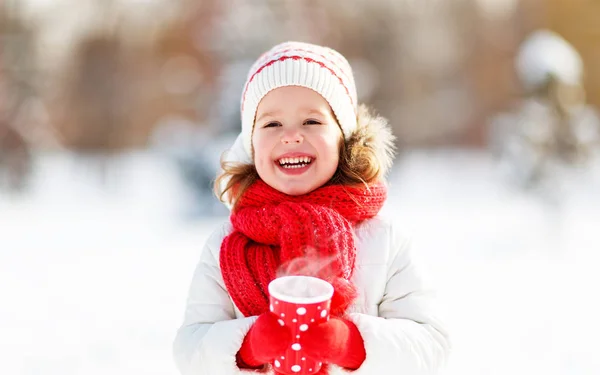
[1,149,599,375]
[3,1,600,374]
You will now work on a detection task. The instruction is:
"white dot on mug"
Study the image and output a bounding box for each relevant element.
[320,310,328,318]
[302,357,306,361]
[309,369,313,372]
[296,335,300,339]
[317,306,321,310]
[296,307,307,315]
[281,313,285,317]
[292,343,301,351]
[275,301,279,304]
[299,324,309,331]
[292,365,301,372]
[281,356,285,360]
[310,319,315,322]
[270,304,273,312]
[274,360,281,368]
[278,319,285,326]
[292,318,297,323]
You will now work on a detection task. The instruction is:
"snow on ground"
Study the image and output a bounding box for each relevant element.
[385,151,600,375]
[1,149,599,375]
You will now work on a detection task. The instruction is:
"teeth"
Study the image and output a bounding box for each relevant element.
[282,164,306,169]
[278,156,312,165]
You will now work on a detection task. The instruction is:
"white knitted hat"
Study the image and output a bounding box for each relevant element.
[225,41,358,164]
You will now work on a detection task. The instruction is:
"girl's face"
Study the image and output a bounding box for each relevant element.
[252,86,343,196]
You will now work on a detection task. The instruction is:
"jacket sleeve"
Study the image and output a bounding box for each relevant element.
[331,225,451,375]
[172,224,259,375]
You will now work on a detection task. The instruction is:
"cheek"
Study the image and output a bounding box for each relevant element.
[252,134,269,168]
[317,135,341,171]
[324,131,343,158]
[251,132,260,156]
[328,134,343,171]
[330,147,341,169]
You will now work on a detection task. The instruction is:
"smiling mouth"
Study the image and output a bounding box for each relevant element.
[277,156,314,169]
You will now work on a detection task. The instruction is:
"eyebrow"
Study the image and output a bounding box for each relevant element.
[303,108,329,117]
[255,110,281,123]
[255,108,329,123]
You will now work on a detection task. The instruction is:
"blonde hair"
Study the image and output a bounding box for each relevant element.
[214,105,394,209]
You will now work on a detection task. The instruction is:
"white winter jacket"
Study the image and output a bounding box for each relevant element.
[173,215,450,375]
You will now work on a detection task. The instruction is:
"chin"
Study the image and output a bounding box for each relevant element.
[277,184,315,196]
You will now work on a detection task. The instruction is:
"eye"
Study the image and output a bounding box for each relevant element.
[263,121,281,128]
[304,119,322,125]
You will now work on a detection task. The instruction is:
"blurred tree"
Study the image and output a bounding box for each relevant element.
[543,0,600,108]
[0,0,36,192]
[152,0,222,129]
[14,0,600,154]
[55,31,126,152]
[487,29,600,189]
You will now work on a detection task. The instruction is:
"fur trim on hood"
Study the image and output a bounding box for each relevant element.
[346,104,396,180]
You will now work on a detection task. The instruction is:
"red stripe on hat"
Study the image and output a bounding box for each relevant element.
[252,46,352,82]
[241,55,355,113]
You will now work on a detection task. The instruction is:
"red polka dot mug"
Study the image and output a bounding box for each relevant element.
[267,276,334,375]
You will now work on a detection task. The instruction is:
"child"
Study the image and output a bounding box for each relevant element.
[173,41,450,375]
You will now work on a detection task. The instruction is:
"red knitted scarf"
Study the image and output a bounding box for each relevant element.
[220,179,387,318]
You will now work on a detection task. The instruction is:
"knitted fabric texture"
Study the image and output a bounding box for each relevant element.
[220,179,387,318]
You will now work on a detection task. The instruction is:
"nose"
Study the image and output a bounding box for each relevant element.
[281,130,303,145]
